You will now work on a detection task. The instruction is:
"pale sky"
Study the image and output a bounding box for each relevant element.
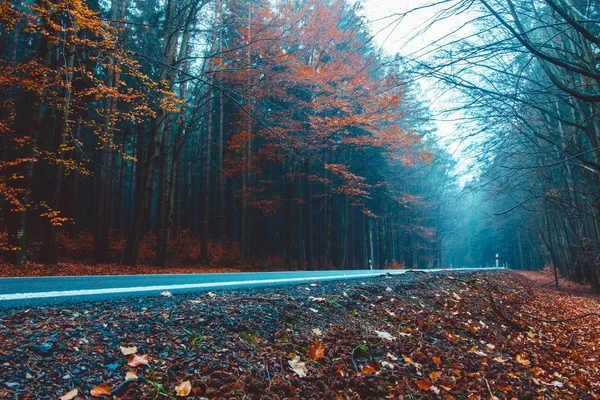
[360,0,477,179]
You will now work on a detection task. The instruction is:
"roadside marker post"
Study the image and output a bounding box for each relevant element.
[496,254,499,269]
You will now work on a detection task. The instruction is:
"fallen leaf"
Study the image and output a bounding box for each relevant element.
[403,355,415,365]
[127,354,149,367]
[206,292,216,297]
[120,345,137,355]
[90,384,111,396]
[308,296,326,302]
[433,356,442,365]
[429,371,441,382]
[417,379,433,391]
[175,380,192,396]
[516,354,531,366]
[308,342,325,361]
[375,330,395,341]
[288,355,307,377]
[311,328,322,336]
[61,389,78,400]
[309,308,319,313]
[381,360,394,369]
[125,371,138,381]
[160,291,173,297]
[361,363,376,375]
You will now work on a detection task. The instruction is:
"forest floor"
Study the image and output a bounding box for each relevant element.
[1,270,599,399]
[0,262,256,277]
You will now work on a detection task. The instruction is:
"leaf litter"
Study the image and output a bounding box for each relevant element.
[0,271,599,399]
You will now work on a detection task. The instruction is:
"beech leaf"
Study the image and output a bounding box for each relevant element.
[125,371,138,381]
[120,345,137,355]
[60,389,78,400]
[288,354,307,377]
[175,380,192,396]
[127,354,149,367]
[361,363,376,375]
[516,354,531,366]
[417,379,433,391]
[90,384,111,396]
[308,342,325,361]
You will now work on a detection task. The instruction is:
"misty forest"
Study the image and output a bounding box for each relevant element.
[4,1,600,399]
[1,0,600,290]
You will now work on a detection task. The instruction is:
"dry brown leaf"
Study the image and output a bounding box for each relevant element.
[160,290,173,297]
[125,370,138,381]
[288,355,307,377]
[417,379,433,391]
[90,384,111,397]
[120,345,137,355]
[361,364,376,375]
[60,389,78,400]
[429,371,441,382]
[516,354,531,366]
[433,356,442,365]
[127,354,149,367]
[175,380,192,396]
[403,355,415,365]
[308,342,325,361]
[335,364,347,377]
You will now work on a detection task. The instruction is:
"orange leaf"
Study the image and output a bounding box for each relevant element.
[125,370,138,381]
[429,371,441,382]
[516,354,531,366]
[308,342,325,361]
[90,384,111,396]
[433,357,442,365]
[417,379,433,391]
[127,354,149,367]
[403,355,415,365]
[175,380,192,397]
[361,363,376,375]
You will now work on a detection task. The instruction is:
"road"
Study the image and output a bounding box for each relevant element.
[0,267,501,308]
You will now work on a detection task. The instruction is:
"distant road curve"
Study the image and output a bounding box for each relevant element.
[0,267,503,308]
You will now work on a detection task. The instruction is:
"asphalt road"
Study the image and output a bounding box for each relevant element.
[0,267,501,309]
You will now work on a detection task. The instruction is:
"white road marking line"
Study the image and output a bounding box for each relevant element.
[0,268,502,301]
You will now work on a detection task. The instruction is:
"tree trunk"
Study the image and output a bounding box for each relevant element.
[41,38,75,263]
[123,0,180,266]
[306,161,313,270]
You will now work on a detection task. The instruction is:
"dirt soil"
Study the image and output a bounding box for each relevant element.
[1,270,599,399]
